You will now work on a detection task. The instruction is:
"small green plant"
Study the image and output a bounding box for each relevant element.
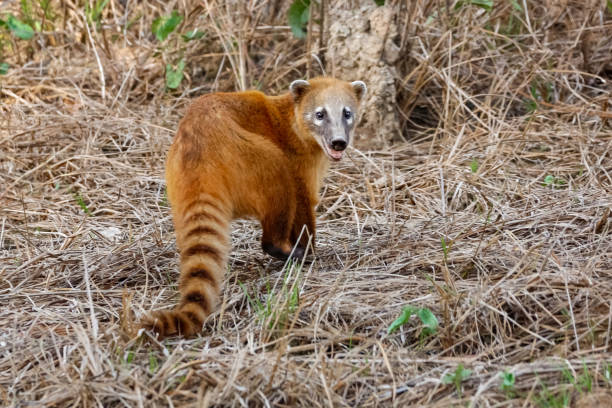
[607,0,612,14]
[499,0,524,35]
[151,10,188,89]
[604,361,611,383]
[159,188,169,207]
[576,363,592,394]
[4,15,35,40]
[240,280,271,321]
[122,350,134,365]
[500,370,516,398]
[288,0,310,39]
[0,62,8,75]
[239,261,302,333]
[470,158,479,173]
[534,384,570,408]
[148,352,159,373]
[387,305,439,340]
[19,0,35,28]
[151,10,183,42]
[562,362,593,395]
[165,59,185,90]
[543,175,565,188]
[440,236,449,261]
[442,364,472,397]
[417,308,438,337]
[74,192,90,214]
[85,0,108,29]
[38,0,55,22]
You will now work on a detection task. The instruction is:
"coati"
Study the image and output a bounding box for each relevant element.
[141,77,367,338]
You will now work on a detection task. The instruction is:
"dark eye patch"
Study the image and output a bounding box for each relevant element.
[343,108,352,120]
[315,110,326,120]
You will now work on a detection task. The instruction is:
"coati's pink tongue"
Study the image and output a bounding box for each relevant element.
[329,149,343,160]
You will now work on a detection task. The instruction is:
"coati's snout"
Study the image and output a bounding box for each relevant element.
[331,138,347,151]
[290,78,367,161]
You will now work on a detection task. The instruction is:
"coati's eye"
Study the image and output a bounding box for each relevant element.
[343,108,352,120]
[315,110,326,120]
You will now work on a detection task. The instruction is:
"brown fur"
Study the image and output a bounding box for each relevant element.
[140,77,364,338]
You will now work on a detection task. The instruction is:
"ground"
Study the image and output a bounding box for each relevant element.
[1,1,612,407]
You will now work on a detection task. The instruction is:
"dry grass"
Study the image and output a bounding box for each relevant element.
[1,0,612,406]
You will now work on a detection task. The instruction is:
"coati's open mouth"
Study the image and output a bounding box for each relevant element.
[323,143,344,161]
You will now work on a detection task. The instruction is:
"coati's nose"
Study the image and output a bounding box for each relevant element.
[331,139,347,151]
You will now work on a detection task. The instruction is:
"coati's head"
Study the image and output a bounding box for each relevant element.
[290,77,367,161]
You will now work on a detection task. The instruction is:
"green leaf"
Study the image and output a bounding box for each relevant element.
[181,29,205,41]
[20,0,35,27]
[125,351,134,364]
[95,0,109,17]
[530,83,539,100]
[387,306,417,334]
[458,366,472,380]
[373,0,385,5]
[543,175,555,186]
[525,99,537,113]
[443,364,472,384]
[0,63,9,75]
[7,15,34,40]
[470,158,479,173]
[148,353,158,373]
[86,0,109,25]
[417,308,438,332]
[152,10,183,42]
[300,6,310,25]
[74,192,90,214]
[165,59,185,89]
[0,19,6,28]
[288,0,310,39]
[441,237,448,257]
[501,370,515,389]
[607,0,612,14]
[455,0,494,12]
[442,373,455,384]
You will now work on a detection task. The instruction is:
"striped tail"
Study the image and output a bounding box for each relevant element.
[141,195,230,339]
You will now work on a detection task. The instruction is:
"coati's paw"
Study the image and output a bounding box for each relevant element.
[262,242,290,260]
[262,242,306,261]
[291,246,305,260]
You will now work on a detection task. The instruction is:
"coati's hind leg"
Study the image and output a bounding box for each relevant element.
[261,206,298,260]
[260,185,299,261]
[290,194,315,258]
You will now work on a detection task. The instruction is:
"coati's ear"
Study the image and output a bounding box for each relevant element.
[289,79,311,102]
[351,81,367,101]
